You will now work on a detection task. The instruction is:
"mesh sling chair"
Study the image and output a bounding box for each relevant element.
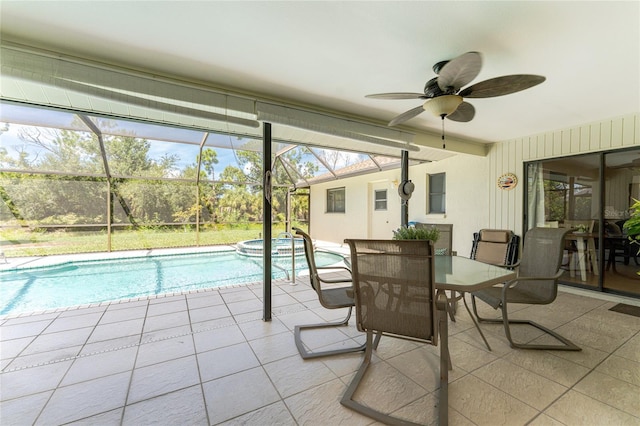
[459,229,521,350]
[292,227,374,359]
[471,227,581,351]
[342,239,450,426]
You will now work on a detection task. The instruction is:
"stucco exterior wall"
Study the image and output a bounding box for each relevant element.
[309,153,489,257]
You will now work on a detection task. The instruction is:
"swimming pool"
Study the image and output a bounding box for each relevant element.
[0,250,345,316]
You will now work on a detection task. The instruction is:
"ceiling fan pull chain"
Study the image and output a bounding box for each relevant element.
[441,115,446,149]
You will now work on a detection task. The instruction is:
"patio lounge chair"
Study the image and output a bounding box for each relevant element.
[342,239,449,425]
[470,229,520,267]
[453,229,521,350]
[292,227,371,359]
[471,227,581,351]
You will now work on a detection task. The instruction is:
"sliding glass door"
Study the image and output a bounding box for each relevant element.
[525,148,640,298]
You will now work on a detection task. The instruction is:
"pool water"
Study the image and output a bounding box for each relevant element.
[0,250,345,316]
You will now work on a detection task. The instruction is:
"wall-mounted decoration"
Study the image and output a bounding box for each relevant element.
[498,173,518,190]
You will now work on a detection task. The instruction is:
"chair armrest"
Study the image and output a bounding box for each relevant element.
[504,269,563,289]
[316,266,353,285]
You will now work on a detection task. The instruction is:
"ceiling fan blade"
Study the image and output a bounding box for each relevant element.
[459,74,546,98]
[447,102,475,122]
[388,105,425,126]
[437,51,482,92]
[366,92,427,100]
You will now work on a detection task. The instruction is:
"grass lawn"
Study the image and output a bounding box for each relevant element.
[1,224,294,257]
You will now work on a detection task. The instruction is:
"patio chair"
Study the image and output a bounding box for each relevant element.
[342,239,449,425]
[292,227,372,359]
[470,229,520,268]
[471,227,581,351]
[454,229,521,350]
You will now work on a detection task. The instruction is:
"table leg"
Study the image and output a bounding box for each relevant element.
[437,290,449,426]
[576,236,587,281]
[588,237,599,275]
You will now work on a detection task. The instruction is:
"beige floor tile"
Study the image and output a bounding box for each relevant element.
[218,401,296,425]
[142,310,190,333]
[544,389,639,425]
[88,319,143,343]
[0,390,53,425]
[527,413,566,426]
[197,342,259,382]
[543,342,609,368]
[192,323,246,353]
[0,319,54,340]
[504,349,590,387]
[387,347,442,392]
[574,370,640,417]
[0,360,73,401]
[343,359,429,416]
[36,371,130,425]
[146,298,187,316]
[71,408,124,425]
[237,316,289,341]
[61,346,138,386]
[392,392,439,425]
[127,355,200,404]
[264,354,338,398]
[449,374,538,425]
[3,344,83,371]
[45,312,103,333]
[614,332,640,363]
[23,327,93,355]
[595,354,640,386]
[135,333,196,368]
[285,378,372,425]
[100,305,148,324]
[473,358,568,410]
[202,367,280,425]
[447,336,498,373]
[122,385,207,425]
[186,290,225,307]
[248,329,299,364]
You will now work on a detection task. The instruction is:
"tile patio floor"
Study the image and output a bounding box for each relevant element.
[1,273,640,425]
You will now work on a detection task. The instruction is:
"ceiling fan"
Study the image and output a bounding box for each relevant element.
[366,51,546,129]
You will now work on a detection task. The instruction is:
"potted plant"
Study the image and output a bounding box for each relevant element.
[392,225,440,242]
[623,198,640,274]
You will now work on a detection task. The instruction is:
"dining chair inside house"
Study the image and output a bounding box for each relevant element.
[563,219,597,275]
[461,229,521,350]
[292,227,370,359]
[605,220,639,270]
[342,239,449,426]
[471,227,582,351]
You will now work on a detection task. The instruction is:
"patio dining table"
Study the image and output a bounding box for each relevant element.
[433,255,516,424]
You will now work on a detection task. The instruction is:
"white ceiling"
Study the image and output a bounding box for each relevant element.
[1,1,639,144]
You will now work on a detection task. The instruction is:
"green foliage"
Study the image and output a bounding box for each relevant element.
[624,198,640,244]
[392,226,440,242]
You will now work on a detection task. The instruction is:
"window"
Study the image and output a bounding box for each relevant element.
[428,173,446,214]
[327,187,345,213]
[374,189,387,211]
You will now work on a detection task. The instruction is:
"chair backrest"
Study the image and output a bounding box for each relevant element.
[293,227,321,291]
[519,227,570,302]
[470,229,520,266]
[345,239,437,344]
[415,223,453,255]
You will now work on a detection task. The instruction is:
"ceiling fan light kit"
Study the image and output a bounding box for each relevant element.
[423,95,463,117]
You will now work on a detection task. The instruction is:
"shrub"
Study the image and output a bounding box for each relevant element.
[392,226,440,242]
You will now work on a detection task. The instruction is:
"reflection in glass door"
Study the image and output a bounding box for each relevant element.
[603,150,640,294]
[525,148,640,298]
